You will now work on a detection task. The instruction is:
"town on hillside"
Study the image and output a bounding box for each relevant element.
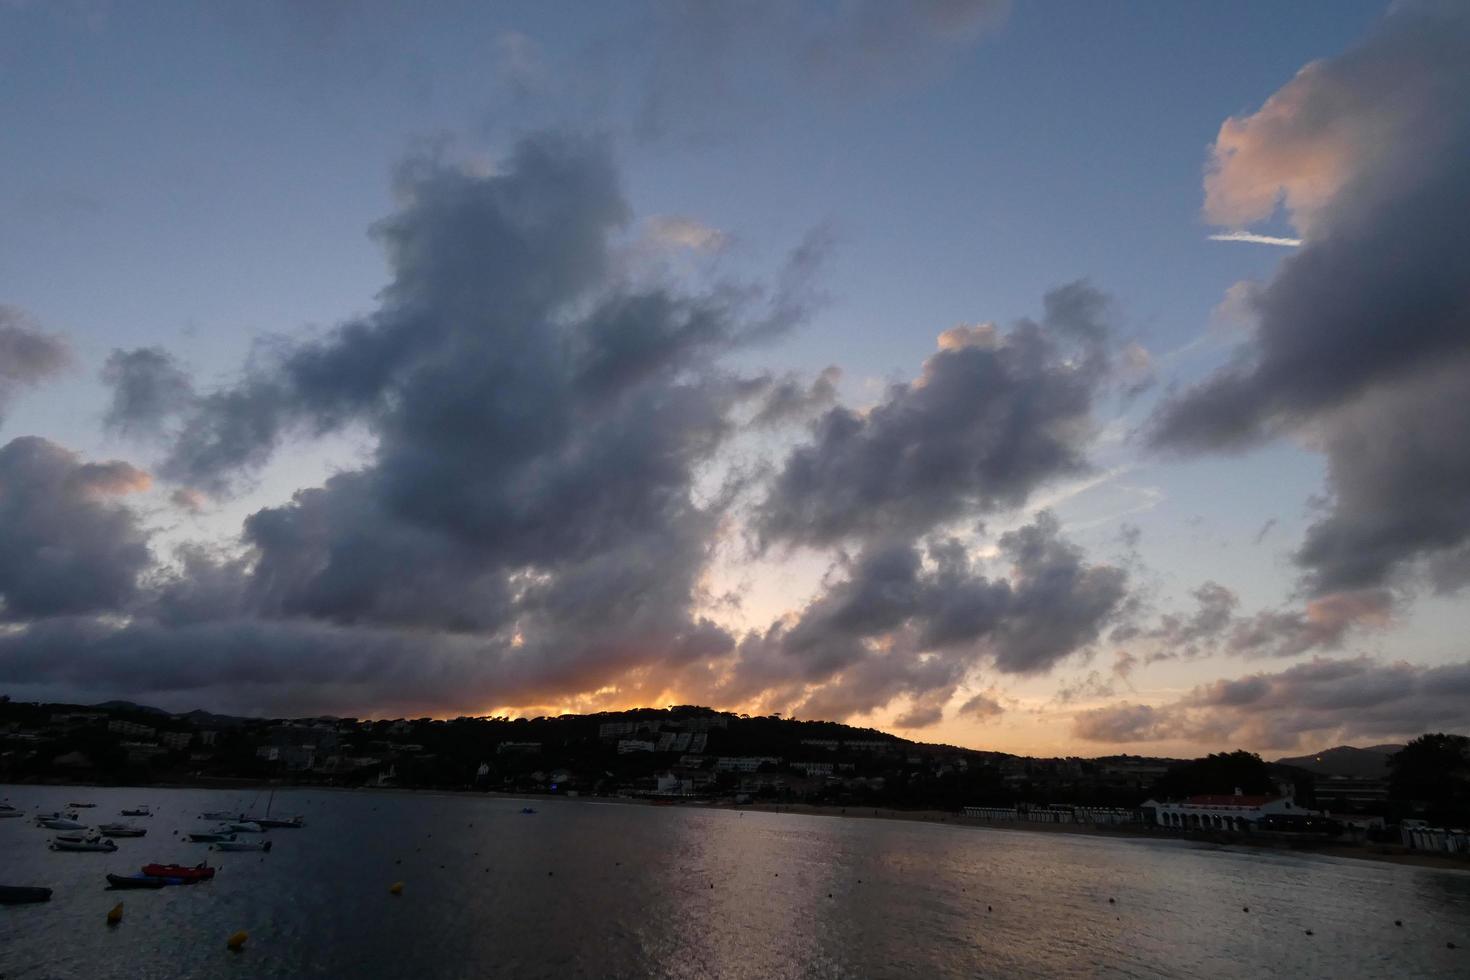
[2,696,1465,858]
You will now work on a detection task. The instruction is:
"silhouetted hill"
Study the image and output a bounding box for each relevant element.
[1275,744,1402,778]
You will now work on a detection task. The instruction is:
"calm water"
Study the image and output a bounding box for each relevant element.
[2,786,1467,979]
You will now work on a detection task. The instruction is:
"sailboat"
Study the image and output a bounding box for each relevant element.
[245,788,305,829]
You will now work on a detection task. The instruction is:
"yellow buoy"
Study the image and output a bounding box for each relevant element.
[389,881,404,895]
[106,902,123,925]
[227,930,248,951]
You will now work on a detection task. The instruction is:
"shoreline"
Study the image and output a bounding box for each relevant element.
[7,777,1468,873]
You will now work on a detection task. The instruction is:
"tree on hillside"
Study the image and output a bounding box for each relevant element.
[1389,733,1470,826]
[1152,751,1274,800]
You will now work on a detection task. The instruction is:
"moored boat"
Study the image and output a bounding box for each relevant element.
[226,821,263,834]
[248,815,305,829]
[67,802,97,808]
[212,839,272,852]
[51,836,117,852]
[120,806,151,817]
[0,885,52,904]
[187,830,236,843]
[0,809,24,819]
[98,823,147,838]
[37,817,86,830]
[140,862,214,882]
[199,810,239,821]
[106,873,178,890]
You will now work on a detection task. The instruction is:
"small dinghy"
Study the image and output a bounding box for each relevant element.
[67,802,97,808]
[0,885,52,904]
[188,829,236,843]
[120,806,151,817]
[98,823,147,838]
[226,821,263,834]
[141,862,214,883]
[106,873,178,890]
[51,836,117,852]
[199,811,239,821]
[0,808,24,819]
[37,816,86,830]
[520,807,537,814]
[213,839,272,852]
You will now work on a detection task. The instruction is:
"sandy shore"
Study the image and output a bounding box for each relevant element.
[732,800,1470,871]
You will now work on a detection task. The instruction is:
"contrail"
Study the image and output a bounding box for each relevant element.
[1208,231,1302,247]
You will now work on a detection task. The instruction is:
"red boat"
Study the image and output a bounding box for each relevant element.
[140,862,215,883]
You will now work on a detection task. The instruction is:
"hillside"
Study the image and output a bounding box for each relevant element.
[1275,744,1402,778]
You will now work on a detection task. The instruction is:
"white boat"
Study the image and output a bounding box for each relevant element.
[226,821,263,834]
[212,839,272,852]
[188,828,237,843]
[37,817,86,830]
[97,823,147,838]
[244,788,306,828]
[50,836,117,852]
[199,810,239,821]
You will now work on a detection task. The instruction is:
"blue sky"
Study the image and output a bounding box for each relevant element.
[2,1,1465,756]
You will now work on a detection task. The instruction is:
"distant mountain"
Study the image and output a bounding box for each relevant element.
[91,700,169,716]
[1275,744,1402,778]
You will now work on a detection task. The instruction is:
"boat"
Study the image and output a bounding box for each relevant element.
[199,810,240,821]
[212,839,272,852]
[37,817,86,830]
[120,806,151,817]
[226,821,263,834]
[67,802,97,809]
[0,885,52,904]
[520,807,537,814]
[106,873,179,890]
[51,836,118,852]
[0,809,24,819]
[98,823,147,838]
[252,815,305,828]
[244,788,305,829]
[187,830,236,843]
[140,863,214,882]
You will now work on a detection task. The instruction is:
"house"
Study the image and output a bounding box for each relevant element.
[1143,790,1314,831]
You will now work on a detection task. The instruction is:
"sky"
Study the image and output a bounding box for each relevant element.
[2,0,1468,758]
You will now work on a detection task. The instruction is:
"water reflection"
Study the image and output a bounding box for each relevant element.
[1,787,1466,979]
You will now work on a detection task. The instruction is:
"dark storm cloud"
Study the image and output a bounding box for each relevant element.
[750,365,841,427]
[716,513,1127,726]
[1142,580,1390,662]
[0,306,71,425]
[756,282,1116,549]
[1074,656,1470,750]
[0,437,151,620]
[0,133,825,714]
[1148,4,1470,595]
[101,346,195,438]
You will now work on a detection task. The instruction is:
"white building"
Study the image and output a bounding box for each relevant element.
[618,739,657,754]
[1143,792,1309,831]
[715,756,781,773]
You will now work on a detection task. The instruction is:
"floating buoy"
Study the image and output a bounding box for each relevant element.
[1108,898,1116,904]
[1304,929,1314,936]
[1394,919,1402,927]
[987,906,992,913]
[106,902,123,925]
[227,930,248,951]
[1449,942,1458,950]
[1243,907,1249,913]
[389,882,404,896]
